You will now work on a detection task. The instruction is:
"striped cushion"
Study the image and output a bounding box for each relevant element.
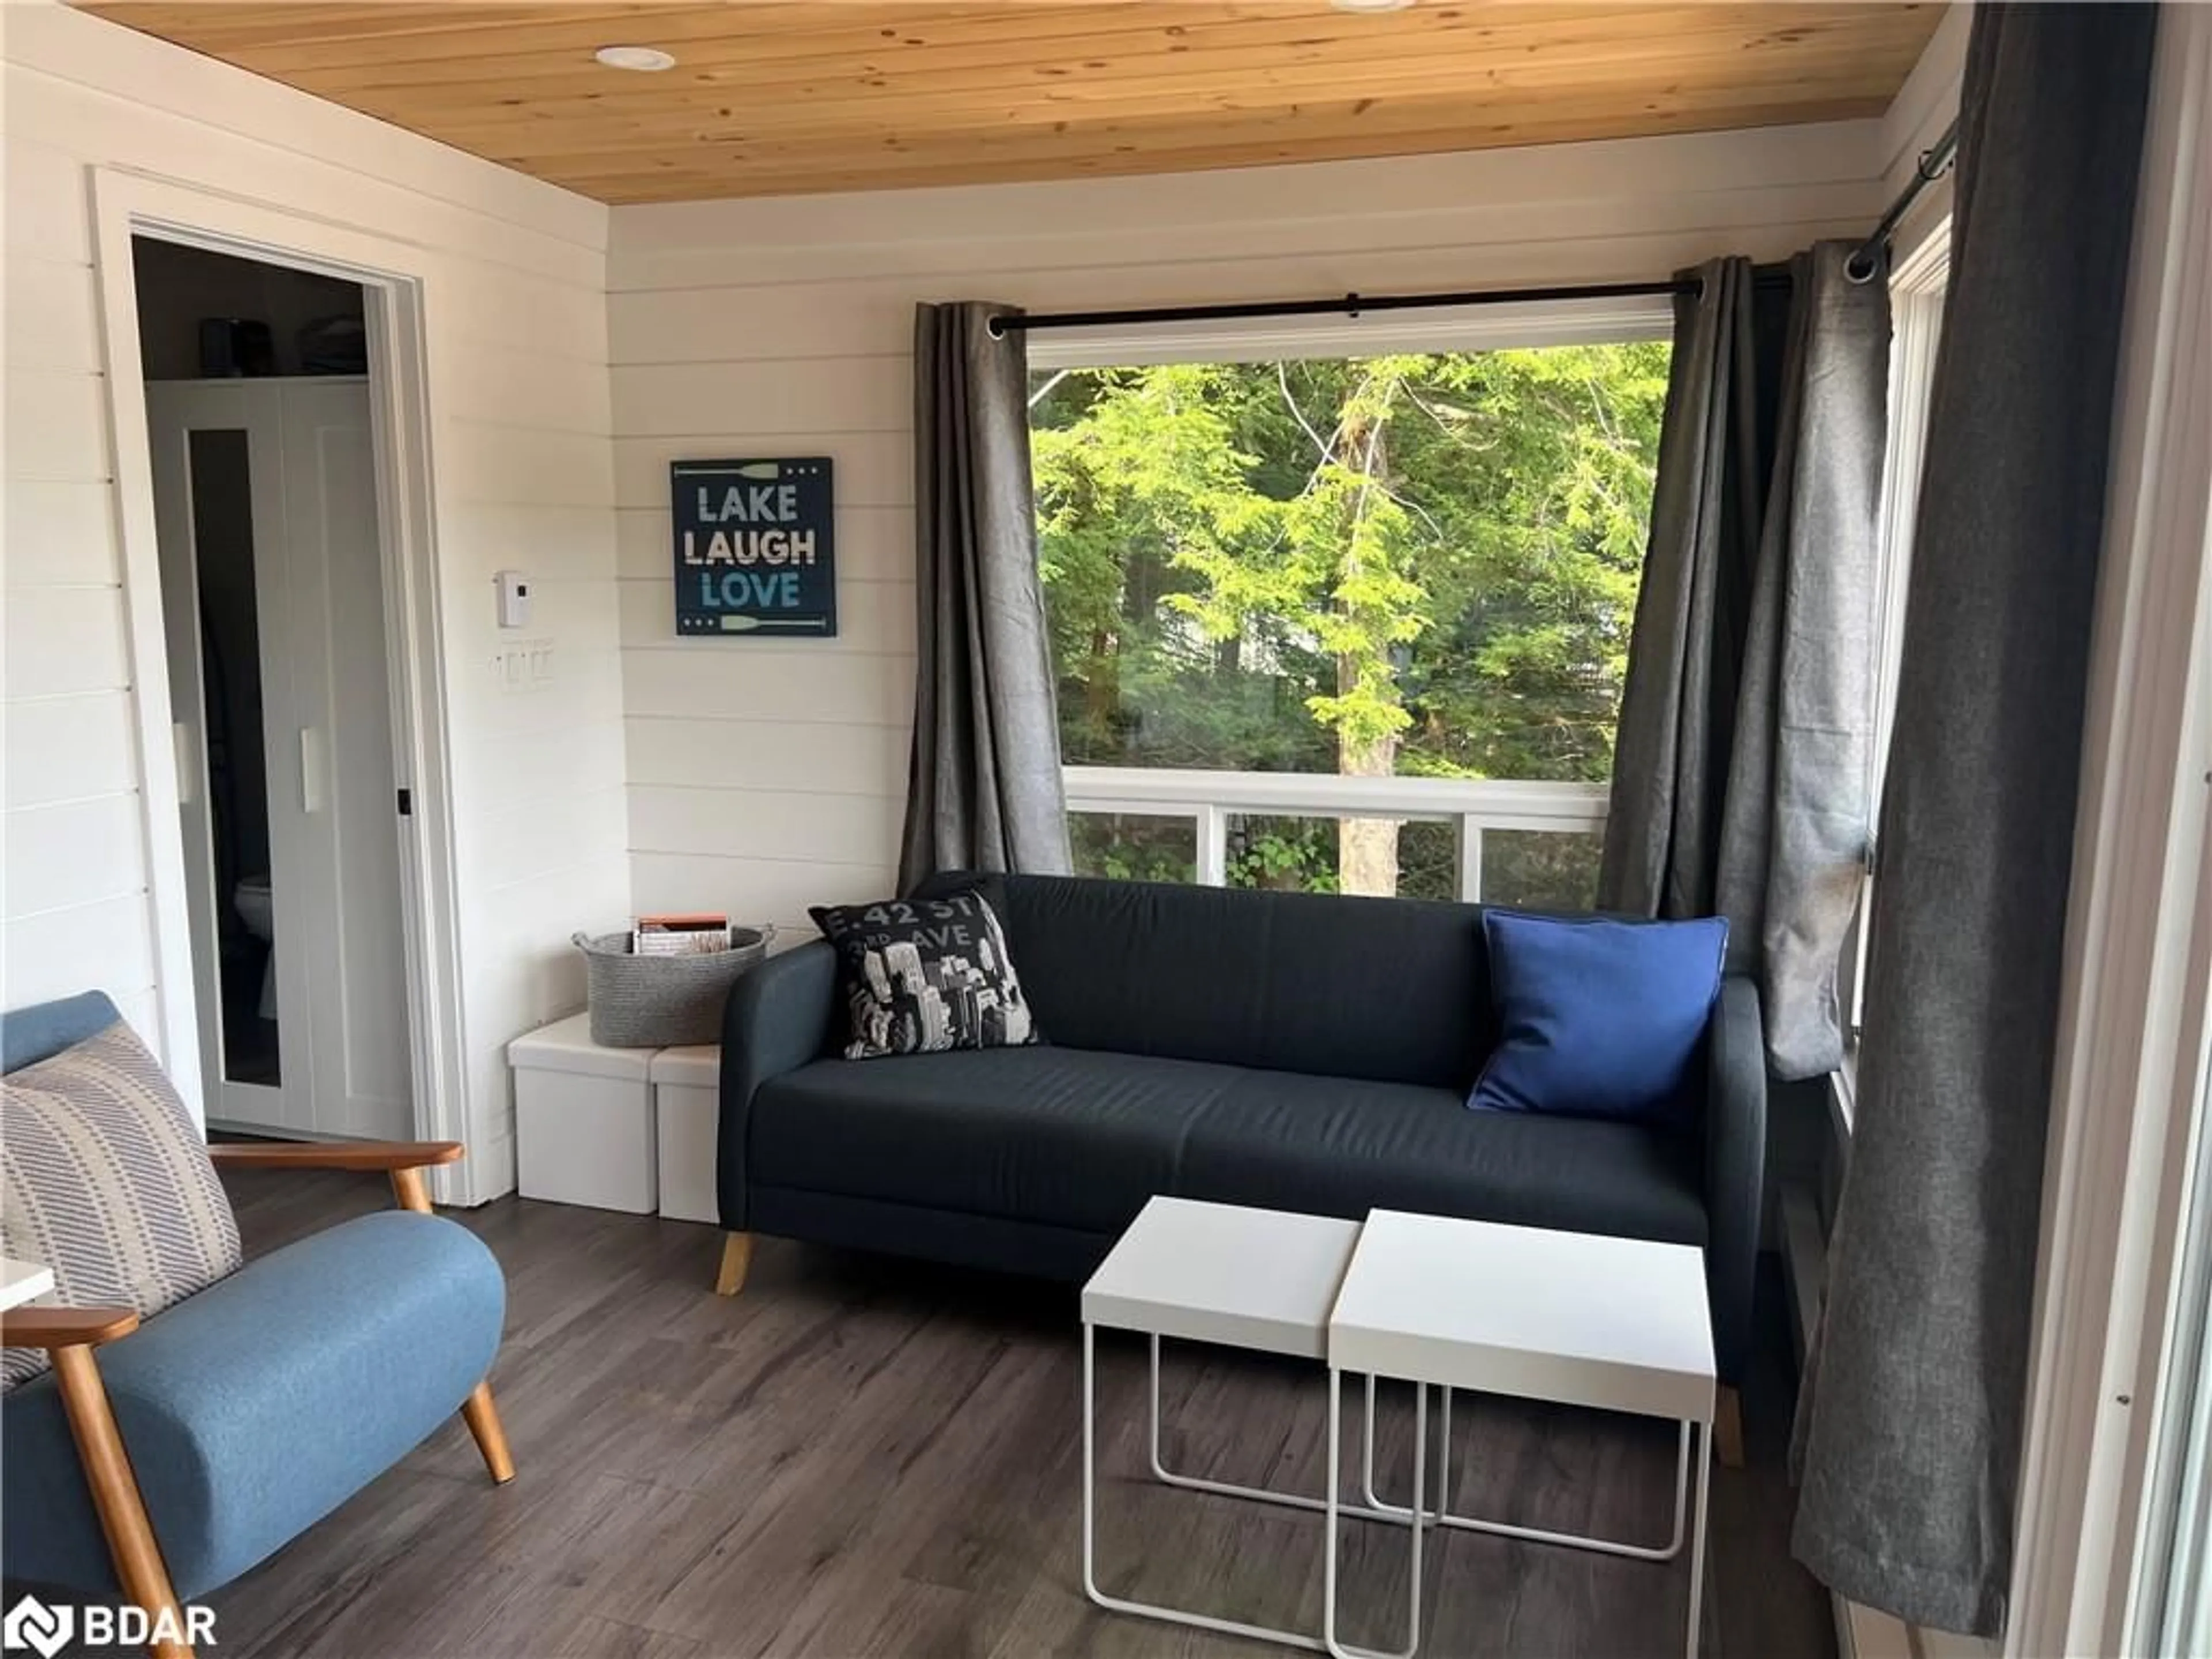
[2,1020,241,1390]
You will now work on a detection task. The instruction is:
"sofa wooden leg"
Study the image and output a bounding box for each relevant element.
[52,1344,194,1659]
[1714,1385,1745,1469]
[460,1380,516,1484]
[715,1232,753,1297]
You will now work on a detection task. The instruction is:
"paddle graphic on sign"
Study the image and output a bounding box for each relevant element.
[671,458,837,637]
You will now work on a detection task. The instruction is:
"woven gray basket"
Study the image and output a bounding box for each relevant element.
[572,926,773,1048]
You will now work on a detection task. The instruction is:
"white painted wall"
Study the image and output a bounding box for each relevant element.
[607,120,1901,937]
[1,3,628,1196]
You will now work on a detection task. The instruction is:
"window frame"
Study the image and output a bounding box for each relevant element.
[1834,218,1952,1128]
[1022,294,1675,370]
[1027,296,1675,908]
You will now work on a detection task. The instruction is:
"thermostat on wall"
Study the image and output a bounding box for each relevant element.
[495,569,531,629]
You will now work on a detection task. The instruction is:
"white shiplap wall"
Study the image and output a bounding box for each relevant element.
[607,122,1899,936]
[1,3,628,1198]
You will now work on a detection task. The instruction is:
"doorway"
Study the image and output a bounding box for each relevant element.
[133,239,411,1141]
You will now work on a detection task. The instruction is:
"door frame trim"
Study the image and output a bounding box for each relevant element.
[91,168,471,1192]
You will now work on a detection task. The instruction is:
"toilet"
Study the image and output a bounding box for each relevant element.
[234,874,277,1019]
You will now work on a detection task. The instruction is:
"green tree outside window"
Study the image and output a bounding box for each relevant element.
[1031,344,1668,903]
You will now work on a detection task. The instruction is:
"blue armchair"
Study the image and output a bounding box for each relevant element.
[1,993,512,1657]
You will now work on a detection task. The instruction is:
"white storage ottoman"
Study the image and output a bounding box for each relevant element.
[649,1045,721,1225]
[509,1013,657,1214]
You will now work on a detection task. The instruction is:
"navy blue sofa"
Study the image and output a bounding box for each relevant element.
[717,874,1767,1392]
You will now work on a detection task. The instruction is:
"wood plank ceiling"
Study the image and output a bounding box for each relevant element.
[80,2,1946,204]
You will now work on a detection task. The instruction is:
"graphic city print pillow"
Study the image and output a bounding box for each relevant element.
[809,890,1039,1060]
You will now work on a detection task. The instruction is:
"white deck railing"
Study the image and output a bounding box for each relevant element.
[1062,766,1609,902]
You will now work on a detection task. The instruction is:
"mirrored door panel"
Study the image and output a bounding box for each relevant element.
[184,427,282,1088]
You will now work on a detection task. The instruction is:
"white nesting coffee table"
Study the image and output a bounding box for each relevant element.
[1081,1199,1716,1658]
[1326,1210,1715,1659]
[1082,1196,1429,1656]
[0,1257,54,1311]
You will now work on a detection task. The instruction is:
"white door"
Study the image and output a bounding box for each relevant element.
[146,378,412,1140]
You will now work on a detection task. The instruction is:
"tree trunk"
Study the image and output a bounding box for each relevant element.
[1335,382,1400,898]
[1338,728,1400,897]
[1084,625,1118,739]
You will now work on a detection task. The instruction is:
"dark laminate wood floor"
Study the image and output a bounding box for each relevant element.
[175,1171,1832,1659]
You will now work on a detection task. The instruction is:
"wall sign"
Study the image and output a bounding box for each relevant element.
[671,457,836,638]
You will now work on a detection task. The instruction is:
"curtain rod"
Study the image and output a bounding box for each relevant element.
[994,119,1961,336]
[1847,119,1960,282]
[989,278,1711,336]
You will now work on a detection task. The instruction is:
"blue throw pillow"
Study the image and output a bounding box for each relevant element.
[1468,911,1728,1124]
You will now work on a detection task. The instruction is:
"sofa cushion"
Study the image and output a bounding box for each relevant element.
[751,1044,1704,1251]
[1,1018,243,1391]
[1470,910,1728,1124]
[810,889,1038,1059]
[750,1047,1238,1234]
[0,1209,503,1601]
[927,873,1493,1090]
[1178,1068,1707,1246]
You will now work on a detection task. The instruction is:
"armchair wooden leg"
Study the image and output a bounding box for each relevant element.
[51,1345,194,1659]
[386,1162,510,1485]
[1714,1385,1745,1469]
[460,1380,515,1484]
[715,1232,752,1297]
[390,1166,432,1213]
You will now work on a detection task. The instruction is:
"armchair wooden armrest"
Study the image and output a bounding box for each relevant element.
[0,1306,139,1350]
[1,1304,190,1654]
[207,1141,463,1172]
[207,1140,463,1214]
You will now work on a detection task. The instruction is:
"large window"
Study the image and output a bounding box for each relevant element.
[1030,334,1670,908]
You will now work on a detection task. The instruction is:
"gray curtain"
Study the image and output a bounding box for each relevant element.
[900,302,1072,890]
[1599,247,1890,1079]
[1791,3,2159,1636]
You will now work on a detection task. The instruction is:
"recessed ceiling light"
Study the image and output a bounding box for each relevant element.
[594,45,676,71]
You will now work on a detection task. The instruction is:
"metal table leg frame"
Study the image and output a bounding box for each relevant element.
[1357,1376,1694,1562]
[1084,1321,1330,1652]
[1147,1334,1410,1526]
[1684,1418,1711,1659]
[1325,1369,1426,1659]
